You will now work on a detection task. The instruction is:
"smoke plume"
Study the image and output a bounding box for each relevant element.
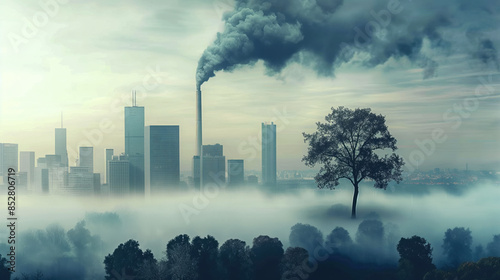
[196,0,499,87]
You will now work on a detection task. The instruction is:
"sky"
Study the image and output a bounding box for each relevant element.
[1,0,499,176]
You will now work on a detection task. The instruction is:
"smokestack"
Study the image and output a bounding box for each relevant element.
[196,87,202,156]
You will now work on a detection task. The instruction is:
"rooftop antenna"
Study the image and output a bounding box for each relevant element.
[132,90,137,107]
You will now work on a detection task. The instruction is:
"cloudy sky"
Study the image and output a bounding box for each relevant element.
[1,0,499,175]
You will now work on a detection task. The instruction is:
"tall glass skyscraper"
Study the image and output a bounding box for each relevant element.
[125,106,145,195]
[55,128,68,168]
[202,143,225,186]
[262,122,277,186]
[145,125,180,194]
[108,155,130,195]
[0,143,18,185]
[79,147,94,173]
[105,148,114,184]
[20,151,35,189]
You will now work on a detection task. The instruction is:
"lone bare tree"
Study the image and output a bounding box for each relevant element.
[303,107,404,219]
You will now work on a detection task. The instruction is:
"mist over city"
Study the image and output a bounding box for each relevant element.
[1,0,499,279]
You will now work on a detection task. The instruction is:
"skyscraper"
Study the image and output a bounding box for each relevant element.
[262,122,277,186]
[67,166,94,195]
[145,125,180,194]
[55,128,68,168]
[125,104,145,195]
[45,154,66,193]
[105,148,114,184]
[228,159,244,186]
[108,155,130,195]
[79,147,94,173]
[0,143,18,185]
[202,143,225,186]
[20,151,35,190]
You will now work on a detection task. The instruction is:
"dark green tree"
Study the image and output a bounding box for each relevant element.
[487,234,500,257]
[191,235,219,280]
[303,107,404,218]
[280,247,309,280]
[0,254,11,280]
[219,239,253,280]
[442,227,473,268]
[250,235,284,280]
[289,223,324,257]
[166,234,197,280]
[103,239,155,280]
[397,236,436,280]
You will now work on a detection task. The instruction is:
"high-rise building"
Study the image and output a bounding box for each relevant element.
[66,166,94,195]
[108,155,130,195]
[145,125,180,194]
[262,122,277,186]
[125,105,145,194]
[202,144,225,186]
[35,157,48,193]
[79,147,94,173]
[93,173,101,194]
[55,128,68,168]
[20,151,35,190]
[45,154,66,193]
[105,148,114,184]
[0,143,18,185]
[228,159,244,186]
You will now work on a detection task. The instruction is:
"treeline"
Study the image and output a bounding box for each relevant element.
[2,218,500,280]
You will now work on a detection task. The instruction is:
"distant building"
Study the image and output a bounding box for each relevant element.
[202,144,225,186]
[228,159,244,186]
[145,125,180,194]
[125,105,145,195]
[0,143,18,185]
[193,155,200,187]
[79,147,93,173]
[45,154,66,193]
[35,157,48,193]
[248,175,258,184]
[108,155,130,195]
[55,128,68,168]
[262,122,277,186]
[66,166,94,195]
[20,151,35,190]
[105,148,114,184]
[93,173,101,195]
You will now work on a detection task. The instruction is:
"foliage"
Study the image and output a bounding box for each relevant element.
[397,236,435,280]
[303,106,404,218]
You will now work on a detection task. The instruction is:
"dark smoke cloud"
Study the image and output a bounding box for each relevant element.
[196,0,499,87]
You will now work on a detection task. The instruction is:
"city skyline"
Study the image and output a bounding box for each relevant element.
[1,0,499,176]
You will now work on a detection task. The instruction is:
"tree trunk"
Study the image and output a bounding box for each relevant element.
[351,183,359,219]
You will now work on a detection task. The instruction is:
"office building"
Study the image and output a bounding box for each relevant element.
[79,147,93,173]
[228,159,244,186]
[45,154,66,193]
[20,151,35,190]
[67,166,94,195]
[105,148,114,184]
[145,125,180,194]
[108,155,130,195]
[93,173,101,194]
[125,104,145,194]
[202,144,225,186]
[262,122,277,186]
[0,143,18,185]
[55,128,68,168]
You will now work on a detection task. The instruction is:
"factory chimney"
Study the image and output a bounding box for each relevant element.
[196,87,202,156]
